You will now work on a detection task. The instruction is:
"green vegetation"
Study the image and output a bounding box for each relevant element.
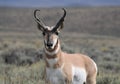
[0,7,120,84]
[0,38,120,84]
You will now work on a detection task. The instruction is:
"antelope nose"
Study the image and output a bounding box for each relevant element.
[47,42,53,47]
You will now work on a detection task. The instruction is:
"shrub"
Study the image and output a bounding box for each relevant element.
[97,73,120,84]
[1,45,43,66]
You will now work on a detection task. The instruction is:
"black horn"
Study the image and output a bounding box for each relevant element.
[34,9,46,31]
[52,8,66,32]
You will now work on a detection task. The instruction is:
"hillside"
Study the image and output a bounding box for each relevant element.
[0,7,120,37]
[0,7,120,84]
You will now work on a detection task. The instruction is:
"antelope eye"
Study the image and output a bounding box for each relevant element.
[42,32,45,36]
[55,32,59,35]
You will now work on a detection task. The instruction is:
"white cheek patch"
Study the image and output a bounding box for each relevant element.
[44,39,47,45]
[51,38,58,49]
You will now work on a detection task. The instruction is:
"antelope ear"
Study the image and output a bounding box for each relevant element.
[57,22,64,32]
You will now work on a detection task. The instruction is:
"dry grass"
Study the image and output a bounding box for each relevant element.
[0,7,120,84]
[0,36,120,84]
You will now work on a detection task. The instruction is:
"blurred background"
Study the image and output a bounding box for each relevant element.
[1,0,120,7]
[0,0,120,84]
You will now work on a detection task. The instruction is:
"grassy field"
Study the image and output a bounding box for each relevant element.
[0,7,120,84]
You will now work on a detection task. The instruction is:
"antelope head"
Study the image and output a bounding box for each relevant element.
[34,8,66,50]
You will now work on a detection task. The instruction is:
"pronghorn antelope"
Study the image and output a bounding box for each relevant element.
[34,8,97,84]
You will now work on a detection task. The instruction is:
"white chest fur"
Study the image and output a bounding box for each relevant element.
[46,67,65,84]
[72,66,87,84]
[46,57,65,84]
[46,57,87,84]
[46,64,87,84]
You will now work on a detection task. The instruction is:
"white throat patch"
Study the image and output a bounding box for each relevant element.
[46,57,59,67]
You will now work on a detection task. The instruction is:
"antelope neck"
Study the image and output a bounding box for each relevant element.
[44,40,64,68]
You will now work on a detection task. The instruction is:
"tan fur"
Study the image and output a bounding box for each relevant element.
[61,52,97,84]
[44,40,97,84]
[34,8,97,84]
